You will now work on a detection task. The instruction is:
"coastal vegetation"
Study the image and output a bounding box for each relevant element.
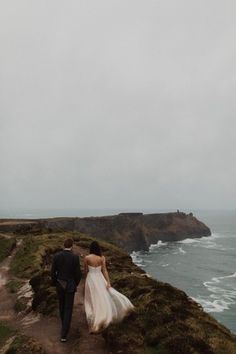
[0,212,211,252]
[0,236,16,262]
[0,231,235,353]
[0,321,45,354]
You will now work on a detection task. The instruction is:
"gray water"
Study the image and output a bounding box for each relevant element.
[131,210,236,333]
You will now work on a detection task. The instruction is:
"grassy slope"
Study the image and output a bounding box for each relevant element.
[0,321,15,348]
[0,321,45,354]
[5,336,45,354]
[0,236,46,354]
[9,232,236,354]
[0,236,16,262]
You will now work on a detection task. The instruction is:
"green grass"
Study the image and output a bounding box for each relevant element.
[14,298,28,313]
[0,237,16,262]
[0,322,45,354]
[10,234,64,278]
[10,232,84,315]
[0,322,15,348]
[6,280,23,294]
[8,231,236,354]
[5,335,45,354]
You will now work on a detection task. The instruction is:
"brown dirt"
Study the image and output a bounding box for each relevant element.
[0,284,15,323]
[20,279,108,354]
[0,239,20,321]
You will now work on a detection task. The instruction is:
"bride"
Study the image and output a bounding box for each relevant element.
[84,241,134,333]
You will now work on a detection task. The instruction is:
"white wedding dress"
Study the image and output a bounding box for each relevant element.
[84,265,134,332]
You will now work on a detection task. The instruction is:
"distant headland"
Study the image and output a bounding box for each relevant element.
[0,211,211,252]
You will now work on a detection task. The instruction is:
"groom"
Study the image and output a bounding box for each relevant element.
[51,238,82,342]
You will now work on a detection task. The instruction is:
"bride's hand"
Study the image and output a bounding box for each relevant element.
[106,283,111,289]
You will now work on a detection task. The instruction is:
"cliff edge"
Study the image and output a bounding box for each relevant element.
[0,231,235,354]
[0,211,211,252]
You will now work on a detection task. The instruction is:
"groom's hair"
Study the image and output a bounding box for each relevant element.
[64,238,73,248]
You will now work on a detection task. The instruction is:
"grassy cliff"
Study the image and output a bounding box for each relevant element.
[0,212,211,252]
[0,315,45,353]
[0,236,16,262]
[6,232,236,354]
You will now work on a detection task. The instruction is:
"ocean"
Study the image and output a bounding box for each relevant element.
[1,208,235,333]
[131,210,236,333]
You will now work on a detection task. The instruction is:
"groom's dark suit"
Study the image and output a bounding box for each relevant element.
[51,249,82,339]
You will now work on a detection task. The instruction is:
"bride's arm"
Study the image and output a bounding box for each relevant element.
[84,256,88,276]
[101,256,111,288]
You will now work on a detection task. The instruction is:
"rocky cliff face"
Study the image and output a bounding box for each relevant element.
[0,211,211,252]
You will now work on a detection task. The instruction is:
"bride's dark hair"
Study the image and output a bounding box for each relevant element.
[89,241,102,256]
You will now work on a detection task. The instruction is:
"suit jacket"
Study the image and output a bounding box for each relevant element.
[51,250,82,293]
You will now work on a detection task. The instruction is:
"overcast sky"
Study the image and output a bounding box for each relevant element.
[1,1,236,213]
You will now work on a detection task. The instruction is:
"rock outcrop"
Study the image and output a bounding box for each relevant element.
[0,211,211,252]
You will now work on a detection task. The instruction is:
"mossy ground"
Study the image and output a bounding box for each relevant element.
[7,231,236,354]
[0,236,16,262]
[0,321,44,354]
[6,280,22,294]
[5,335,46,354]
[0,321,15,348]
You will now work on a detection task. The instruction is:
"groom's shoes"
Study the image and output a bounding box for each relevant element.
[60,338,67,343]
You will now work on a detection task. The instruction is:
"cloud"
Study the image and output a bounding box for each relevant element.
[1,0,236,212]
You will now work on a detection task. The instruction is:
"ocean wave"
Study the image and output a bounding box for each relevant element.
[130,251,140,262]
[130,251,146,267]
[178,238,200,244]
[194,272,236,313]
[173,246,186,255]
[202,233,222,239]
[204,272,236,286]
[192,296,233,313]
[200,243,227,251]
[178,233,223,244]
[178,233,228,251]
[149,240,168,251]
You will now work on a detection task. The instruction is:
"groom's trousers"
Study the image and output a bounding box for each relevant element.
[56,286,75,338]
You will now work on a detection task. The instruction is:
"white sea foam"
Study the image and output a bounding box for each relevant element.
[194,272,236,313]
[200,243,227,251]
[178,238,200,244]
[130,251,146,267]
[173,246,187,255]
[178,233,228,251]
[204,272,236,286]
[149,240,168,251]
[192,296,232,313]
[178,233,223,245]
[130,250,140,259]
[202,233,222,240]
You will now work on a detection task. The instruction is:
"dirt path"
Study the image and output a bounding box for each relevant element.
[0,277,15,322]
[0,241,109,354]
[0,239,21,322]
[0,233,13,239]
[21,279,108,354]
